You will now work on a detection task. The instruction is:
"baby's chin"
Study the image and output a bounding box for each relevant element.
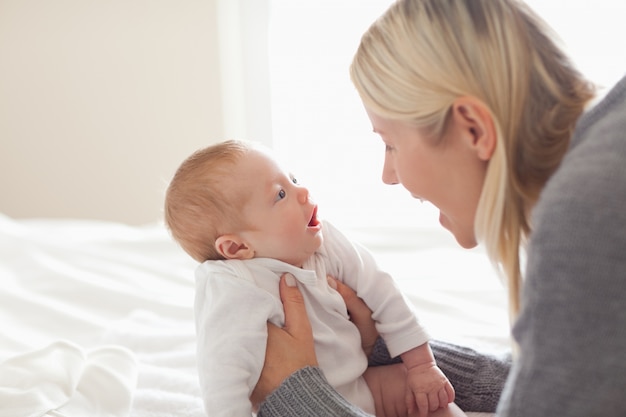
[293,240,324,267]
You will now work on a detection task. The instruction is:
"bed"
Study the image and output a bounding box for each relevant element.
[0,213,510,417]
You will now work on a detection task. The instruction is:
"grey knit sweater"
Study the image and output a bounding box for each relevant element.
[258,340,511,416]
[496,76,626,416]
[258,75,626,417]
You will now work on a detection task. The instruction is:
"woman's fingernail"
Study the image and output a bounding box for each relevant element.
[326,276,337,290]
[284,273,297,287]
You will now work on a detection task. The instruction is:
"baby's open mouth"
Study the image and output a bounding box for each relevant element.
[308,206,320,227]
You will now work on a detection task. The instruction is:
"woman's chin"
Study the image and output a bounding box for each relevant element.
[440,213,478,249]
[456,237,479,249]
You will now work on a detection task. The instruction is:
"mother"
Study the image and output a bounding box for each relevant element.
[253,0,626,416]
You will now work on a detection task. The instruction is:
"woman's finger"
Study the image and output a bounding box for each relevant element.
[281,273,314,343]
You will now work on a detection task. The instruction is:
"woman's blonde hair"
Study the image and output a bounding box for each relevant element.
[164,140,252,262]
[350,0,595,320]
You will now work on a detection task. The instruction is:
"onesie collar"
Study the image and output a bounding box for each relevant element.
[246,258,318,286]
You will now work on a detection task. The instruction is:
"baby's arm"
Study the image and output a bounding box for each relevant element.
[401,343,455,417]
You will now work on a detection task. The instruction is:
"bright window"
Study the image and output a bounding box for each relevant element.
[267,0,625,233]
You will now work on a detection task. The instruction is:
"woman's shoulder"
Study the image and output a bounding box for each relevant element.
[570,74,626,153]
[536,76,626,220]
[530,76,626,268]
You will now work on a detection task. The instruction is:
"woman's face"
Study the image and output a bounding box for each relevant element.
[366,108,489,248]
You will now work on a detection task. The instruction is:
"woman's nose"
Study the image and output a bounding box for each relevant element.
[382,158,399,185]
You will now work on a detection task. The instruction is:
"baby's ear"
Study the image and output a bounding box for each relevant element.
[215,234,254,260]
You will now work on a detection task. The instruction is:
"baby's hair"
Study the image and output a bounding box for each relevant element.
[164,140,253,262]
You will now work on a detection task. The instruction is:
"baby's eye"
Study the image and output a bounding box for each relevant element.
[385,144,393,153]
[291,176,298,184]
[276,189,286,201]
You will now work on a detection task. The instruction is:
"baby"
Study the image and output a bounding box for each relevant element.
[164,139,454,417]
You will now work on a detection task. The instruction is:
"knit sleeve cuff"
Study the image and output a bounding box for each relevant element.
[256,366,370,417]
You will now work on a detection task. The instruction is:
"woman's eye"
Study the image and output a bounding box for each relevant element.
[385,144,393,153]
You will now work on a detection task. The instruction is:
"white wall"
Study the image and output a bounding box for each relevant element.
[0,0,270,225]
[3,0,622,227]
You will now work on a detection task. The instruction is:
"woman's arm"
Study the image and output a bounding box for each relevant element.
[253,275,510,415]
[257,366,372,417]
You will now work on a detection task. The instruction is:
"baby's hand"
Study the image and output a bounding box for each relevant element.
[404,363,455,417]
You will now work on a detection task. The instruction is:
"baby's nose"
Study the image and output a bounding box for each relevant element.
[298,186,310,204]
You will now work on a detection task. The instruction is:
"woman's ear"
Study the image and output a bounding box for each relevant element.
[215,234,254,260]
[451,96,497,161]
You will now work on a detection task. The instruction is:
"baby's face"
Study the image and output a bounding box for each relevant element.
[233,149,323,267]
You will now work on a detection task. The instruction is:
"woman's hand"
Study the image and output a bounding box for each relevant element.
[250,273,318,408]
[327,276,379,358]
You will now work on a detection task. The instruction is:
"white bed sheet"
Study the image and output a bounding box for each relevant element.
[0,214,509,417]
